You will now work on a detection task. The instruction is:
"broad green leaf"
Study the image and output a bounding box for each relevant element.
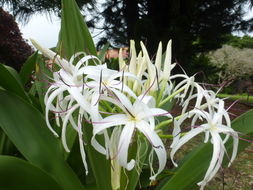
[58,0,96,59]
[0,64,29,102]
[0,156,62,190]
[157,110,253,190]
[0,129,17,155]
[0,90,84,190]
[34,54,54,111]
[83,123,112,190]
[19,52,38,85]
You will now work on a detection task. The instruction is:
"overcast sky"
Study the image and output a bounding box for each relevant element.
[18,6,253,49]
[19,14,61,48]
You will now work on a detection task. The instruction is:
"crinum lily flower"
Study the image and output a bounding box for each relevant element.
[31,39,103,174]
[91,91,172,180]
[170,99,238,190]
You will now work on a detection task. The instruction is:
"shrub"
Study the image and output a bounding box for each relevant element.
[207,45,253,83]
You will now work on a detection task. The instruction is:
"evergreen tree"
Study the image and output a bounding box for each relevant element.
[91,0,253,69]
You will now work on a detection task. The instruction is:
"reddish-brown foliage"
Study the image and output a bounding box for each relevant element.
[0,8,33,71]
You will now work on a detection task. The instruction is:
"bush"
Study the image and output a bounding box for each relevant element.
[0,8,33,71]
[207,45,253,82]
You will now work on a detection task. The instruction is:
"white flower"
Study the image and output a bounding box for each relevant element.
[170,100,238,190]
[91,91,172,180]
[31,40,104,175]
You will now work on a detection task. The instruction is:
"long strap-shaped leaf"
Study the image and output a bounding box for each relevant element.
[156,110,253,190]
[19,52,38,85]
[58,0,97,59]
[0,90,85,190]
[0,156,63,190]
[83,124,112,190]
[0,64,30,102]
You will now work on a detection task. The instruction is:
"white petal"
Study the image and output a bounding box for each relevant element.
[45,88,66,137]
[112,89,134,113]
[170,127,206,167]
[137,121,167,180]
[77,122,89,175]
[91,114,128,154]
[67,87,91,114]
[198,132,224,188]
[74,55,100,73]
[61,104,80,152]
[93,114,128,135]
[155,42,162,73]
[117,123,135,170]
[30,39,72,73]
[110,82,137,98]
[149,108,172,118]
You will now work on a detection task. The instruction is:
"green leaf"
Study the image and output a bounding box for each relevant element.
[0,90,84,190]
[120,138,150,190]
[0,156,63,190]
[58,0,96,59]
[0,64,29,102]
[157,109,253,190]
[98,43,110,62]
[83,123,112,190]
[19,52,38,85]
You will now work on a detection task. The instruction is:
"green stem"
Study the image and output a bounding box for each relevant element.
[159,134,173,139]
[158,86,186,108]
[156,80,167,106]
[155,100,217,130]
[159,132,186,139]
[101,100,113,112]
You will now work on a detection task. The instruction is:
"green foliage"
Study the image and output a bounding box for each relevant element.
[188,53,224,84]
[58,0,97,58]
[0,63,30,102]
[0,90,85,190]
[0,156,63,190]
[224,35,253,49]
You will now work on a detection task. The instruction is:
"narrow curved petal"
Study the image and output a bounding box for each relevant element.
[110,82,137,98]
[91,114,128,155]
[170,127,206,167]
[45,88,66,137]
[67,87,91,114]
[61,104,80,152]
[198,132,224,189]
[78,123,89,175]
[117,123,135,170]
[137,121,167,180]
[93,114,128,135]
[112,89,134,113]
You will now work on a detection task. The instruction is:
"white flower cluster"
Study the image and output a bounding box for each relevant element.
[31,39,238,189]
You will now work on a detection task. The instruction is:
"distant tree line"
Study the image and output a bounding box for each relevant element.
[1,0,253,72]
